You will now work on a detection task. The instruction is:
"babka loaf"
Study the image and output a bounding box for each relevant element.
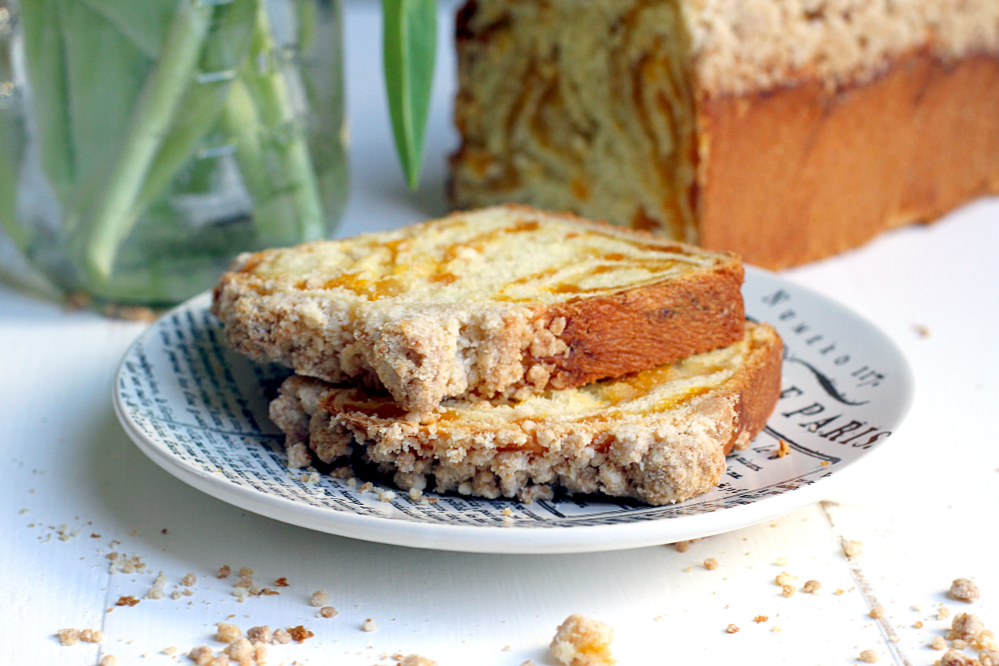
[212,205,745,414]
[450,0,999,268]
[270,321,782,506]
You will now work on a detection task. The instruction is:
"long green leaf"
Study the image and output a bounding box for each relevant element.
[80,0,179,59]
[18,0,76,207]
[0,112,27,248]
[382,0,436,190]
[127,0,257,216]
[72,0,214,281]
[233,0,324,243]
[58,0,153,196]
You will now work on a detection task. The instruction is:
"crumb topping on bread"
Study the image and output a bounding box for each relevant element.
[214,205,744,414]
[270,322,781,506]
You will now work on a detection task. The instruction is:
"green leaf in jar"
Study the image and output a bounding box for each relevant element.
[70,0,215,281]
[125,0,257,218]
[221,0,324,246]
[382,0,436,190]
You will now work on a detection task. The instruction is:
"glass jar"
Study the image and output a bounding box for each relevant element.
[0,0,347,306]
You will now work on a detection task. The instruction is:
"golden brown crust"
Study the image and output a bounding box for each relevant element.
[697,50,999,269]
[722,320,783,455]
[542,260,745,388]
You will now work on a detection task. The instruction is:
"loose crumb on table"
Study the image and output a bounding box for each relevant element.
[859,649,880,663]
[951,578,980,603]
[396,656,439,666]
[775,571,796,586]
[216,622,241,643]
[288,625,314,642]
[550,614,615,666]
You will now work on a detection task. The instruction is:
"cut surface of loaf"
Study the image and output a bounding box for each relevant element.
[450,0,999,268]
[213,205,745,414]
[269,321,782,506]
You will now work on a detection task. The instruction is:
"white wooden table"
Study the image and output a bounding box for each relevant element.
[2,2,997,664]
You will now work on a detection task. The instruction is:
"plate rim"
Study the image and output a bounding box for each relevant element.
[113,266,915,554]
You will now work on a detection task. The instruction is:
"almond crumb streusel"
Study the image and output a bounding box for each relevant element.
[56,629,80,646]
[100,656,117,666]
[803,580,821,594]
[980,649,999,666]
[930,636,947,650]
[163,646,178,656]
[870,607,885,619]
[950,578,980,603]
[288,625,314,642]
[247,626,272,644]
[272,628,292,644]
[843,540,863,558]
[311,589,330,607]
[217,565,231,579]
[726,624,740,634]
[938,606,952,620]
[775,556,788,566]
[914,620,924,629]
[952,638,968,650]
[188,645,213,666]
[776,440,791,457]
[938,649,977,666]
[704,558,719,570]
[780,585,795,597]
[319,606,338,618]
[362,618,378,632]
[674,540,691,553]
[397,656,439,666]
[753,615,769,624]
[79,629,104,643]
[550,614,615,666]
[274,577,289,587]
[859,649,880,663]
[775,571,796,586]
[216,622,241,643]
[181,572,197,586]
[224,637,253,662]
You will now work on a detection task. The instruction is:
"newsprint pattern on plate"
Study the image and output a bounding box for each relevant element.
[115,268,913,549]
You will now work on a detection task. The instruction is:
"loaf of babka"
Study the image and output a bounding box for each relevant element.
[450,0,999,268]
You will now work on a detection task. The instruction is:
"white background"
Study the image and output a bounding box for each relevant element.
[2,1,998,664]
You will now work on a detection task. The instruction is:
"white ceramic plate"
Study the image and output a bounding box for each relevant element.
[114,267,913,554]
